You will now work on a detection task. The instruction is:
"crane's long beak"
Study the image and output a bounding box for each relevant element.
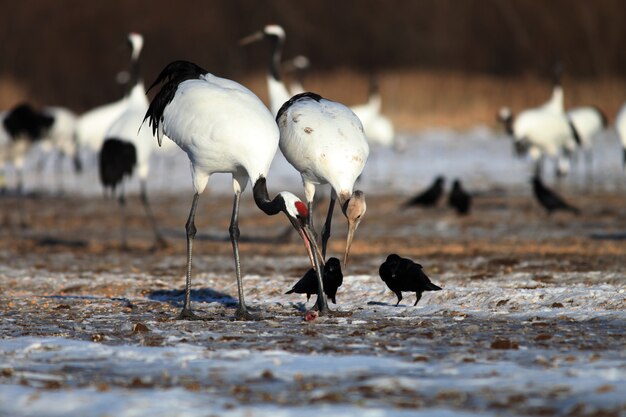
[341,190,366,267]
[344,220,358,266]
[239,31,264,46]
[288,217,324,270]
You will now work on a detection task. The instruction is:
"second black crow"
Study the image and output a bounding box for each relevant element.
[532,176,580,215]
[379,254,442,306]
[448,179,472,215]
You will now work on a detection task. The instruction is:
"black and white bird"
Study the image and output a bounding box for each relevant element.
[448,179,471,215]
[0,103,54,194]
[379,254,442,306]
[531,175,580,215]
[240,24,291,117]
[99,33,166,249]
[276,92,369,274]
[615,103,626,172]
[285,257,343,304]
[567,106,607,178]
[403,176,445,208]
[497,69,579,178]
[143,60,327,320]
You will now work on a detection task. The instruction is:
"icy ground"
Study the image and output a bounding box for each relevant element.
[0,127,625,416]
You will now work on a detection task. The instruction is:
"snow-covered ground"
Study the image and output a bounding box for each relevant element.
[0,267,624,417]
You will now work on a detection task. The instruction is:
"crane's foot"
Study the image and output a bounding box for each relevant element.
[235,306,258,321]
[314,299,334,316]
[176,308,204,321]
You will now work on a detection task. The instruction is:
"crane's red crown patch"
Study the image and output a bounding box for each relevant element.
[295,201,309,218]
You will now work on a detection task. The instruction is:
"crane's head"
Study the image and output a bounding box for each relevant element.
[276,191,323,269]
[239,24,286,46]
[253,178,323,270]
[339,190,367,266]
[127,33,144,61]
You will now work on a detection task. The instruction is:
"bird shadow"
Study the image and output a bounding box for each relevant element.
[589,232,626,241]
[367,301,398,307]
[35,236,89,248]
[146,287,238,308]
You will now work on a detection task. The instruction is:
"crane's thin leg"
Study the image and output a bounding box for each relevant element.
[533,156,543,179]
[54,151,65,195]
[229,192,255,320]
[16,168,27,228]
[312,235,330,314]
[118,186,128,250]
[585,150,593,190]
[140,180,167,250]
[320,197,336,260]
[177,193,202,320]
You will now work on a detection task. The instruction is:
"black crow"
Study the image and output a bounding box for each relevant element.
[448,179,472,215]
[285,257,343,304]
[532,176,580,215]
[403,176,445,208]
[379,254,442,306]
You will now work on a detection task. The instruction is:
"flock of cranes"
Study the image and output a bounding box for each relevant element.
[1,25,626,319]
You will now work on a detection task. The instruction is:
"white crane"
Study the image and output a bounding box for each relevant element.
[276,92,369,284]
[615,103,626,173]
[240,25,291,117]
[142,60,326,320]
[33,106,82,192]
[0,103,55,194]
[567,106,607,179]
[98,33,166,249]
[497,75,579,179]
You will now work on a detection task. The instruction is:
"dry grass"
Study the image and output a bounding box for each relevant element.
[240,70,626,131]
[2,69,625,132]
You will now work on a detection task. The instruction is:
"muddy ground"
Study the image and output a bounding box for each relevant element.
[0,188,625,416]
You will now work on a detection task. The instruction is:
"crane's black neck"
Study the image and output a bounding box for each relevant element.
[253,177,282,215]
[269,35,285,81]
[129,55,141,92]
[503,114,514,135]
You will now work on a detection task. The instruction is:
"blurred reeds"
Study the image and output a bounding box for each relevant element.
[3,70,625,132]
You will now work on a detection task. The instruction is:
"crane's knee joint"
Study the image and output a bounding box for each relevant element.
[229,224,240,240]
[185,221,197,239]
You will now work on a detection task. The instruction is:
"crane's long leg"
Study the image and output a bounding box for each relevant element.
[139,180,167,249]
[16,167,27,228]
[177,192,202,320]
[310,231,330,314]
[118,190,128,250]
[585,149,593,189]
[229,192,254,320]
[320,196,336,260]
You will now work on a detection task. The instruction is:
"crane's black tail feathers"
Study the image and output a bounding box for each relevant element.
[425,282,442,291]
[143,60,208,137]
[285,288,295,295]
[99,138,137,191]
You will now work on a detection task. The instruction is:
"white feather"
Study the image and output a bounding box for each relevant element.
[161,73,279,194]
[278,97,369,196]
